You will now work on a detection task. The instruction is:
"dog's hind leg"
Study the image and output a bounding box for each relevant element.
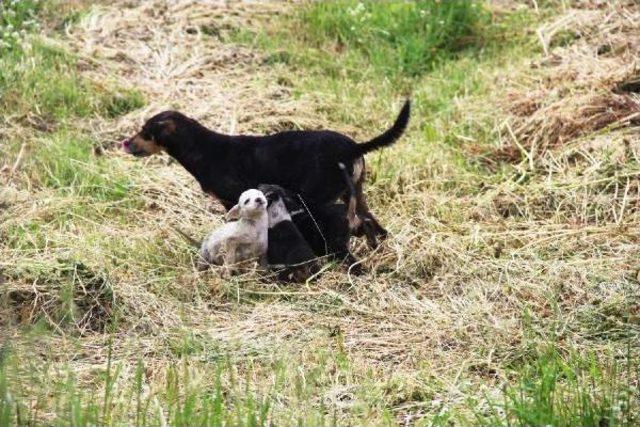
[340,251,363,275]
[346,158,388,247]
[356,183,388,240]
[341,161,376,247]
[338,161,362,232]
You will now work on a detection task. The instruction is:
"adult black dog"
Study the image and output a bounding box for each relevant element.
[122,100,410,246]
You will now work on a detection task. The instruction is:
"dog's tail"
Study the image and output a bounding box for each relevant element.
[171,225,201,248]
[351,99,411,157]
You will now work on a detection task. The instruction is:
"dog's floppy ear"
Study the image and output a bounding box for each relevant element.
[225,204,241,221]
[156,119,176,136]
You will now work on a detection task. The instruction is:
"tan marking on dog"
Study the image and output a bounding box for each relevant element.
[352,157,364,183]
[347,157,365,231]
[347,195,362,230]
[131,134,162,155]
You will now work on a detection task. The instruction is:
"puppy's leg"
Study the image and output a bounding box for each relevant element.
[258,254,269,271]
[222,239,238,277]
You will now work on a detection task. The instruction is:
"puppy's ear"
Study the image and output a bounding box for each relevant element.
[225,204,241,221]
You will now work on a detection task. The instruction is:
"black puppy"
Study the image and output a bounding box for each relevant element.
[259,173,360,273]
[259,184,319,282]
[122,100,410,247]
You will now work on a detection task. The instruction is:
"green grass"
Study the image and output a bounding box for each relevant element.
[296,0,487,78]
[0,347,281,426]
[0,336,376,426]
[0,0,41,52]
[0,20,144,200]
[0,41,143,120]
[3,341,636,426]
[0,1,144,213]
[478,346,639,426]
[29,131,132,200]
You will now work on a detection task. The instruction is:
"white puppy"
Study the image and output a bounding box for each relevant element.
[199,189,269,274]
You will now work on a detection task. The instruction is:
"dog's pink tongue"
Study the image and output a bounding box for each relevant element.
[120,138,131,153]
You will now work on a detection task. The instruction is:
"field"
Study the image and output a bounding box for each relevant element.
[1,0,639,425]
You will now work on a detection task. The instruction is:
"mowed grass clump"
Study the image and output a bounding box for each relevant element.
[296,0,487,78]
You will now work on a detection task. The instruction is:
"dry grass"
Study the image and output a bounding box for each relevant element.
[60,0,326,146]
[494,1,640,162]
[1,0,640,425]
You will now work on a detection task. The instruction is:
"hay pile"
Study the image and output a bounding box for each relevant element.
[497,0,640,162]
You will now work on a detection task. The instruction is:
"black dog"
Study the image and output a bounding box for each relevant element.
[259,184,319,282]
[122,100,410,247]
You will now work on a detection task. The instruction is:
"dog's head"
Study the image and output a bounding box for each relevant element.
[258,184,295,227]
[226,189,267,221]
[121,111,190,157]
[258,184,300,211]
[258,184,287,205]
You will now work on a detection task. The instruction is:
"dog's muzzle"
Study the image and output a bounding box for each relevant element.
[120,138,148,157]
[120,138,132,152]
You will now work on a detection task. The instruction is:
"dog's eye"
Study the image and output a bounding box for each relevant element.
[244,199,249,205]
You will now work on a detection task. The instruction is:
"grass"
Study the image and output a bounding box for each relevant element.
[479,346,639,426]
[295,0,487,78]
[0,0,41,52]
[0,41,143,120]
[29,131,132,200]
[2,0,640,425]
[0,346,281,426]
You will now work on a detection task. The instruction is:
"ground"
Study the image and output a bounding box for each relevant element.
[1,0,639,425]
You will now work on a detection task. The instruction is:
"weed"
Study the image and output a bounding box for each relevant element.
[0,0,40,52]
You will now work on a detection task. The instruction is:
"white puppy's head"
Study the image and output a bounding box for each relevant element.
[226,189,267,221]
